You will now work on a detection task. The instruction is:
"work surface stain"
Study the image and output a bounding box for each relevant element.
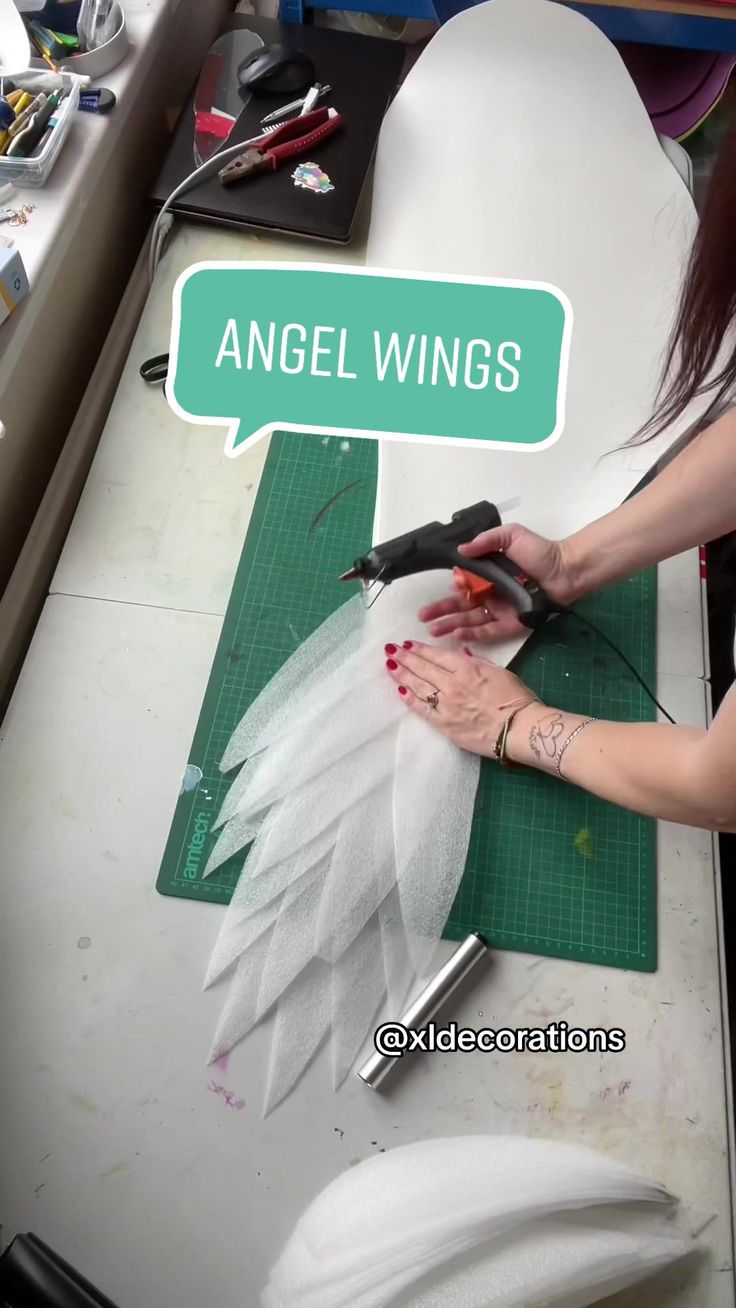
[574,828,594,859]
[100,1163,128,1180]
[69,1094,97,1115]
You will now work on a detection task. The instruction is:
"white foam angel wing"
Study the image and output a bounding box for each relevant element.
[203,0,710,1111]
[205,596,479,1114]
[397,1218,692,1308]
[261,1136,693,1307]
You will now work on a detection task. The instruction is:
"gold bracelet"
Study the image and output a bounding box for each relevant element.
[493,700,540,768]
[555,718,595,778]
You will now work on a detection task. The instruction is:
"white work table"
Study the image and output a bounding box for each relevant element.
[0,216,733,1307]
[0,0,166,296]
[0,0,170,564]
[0,0,231,586]
[0,0,173,447]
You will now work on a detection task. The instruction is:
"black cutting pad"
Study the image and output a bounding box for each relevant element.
[150,15,405,244]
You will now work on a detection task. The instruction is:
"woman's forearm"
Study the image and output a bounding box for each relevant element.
[561,409,736,600]
[506,695,736,832]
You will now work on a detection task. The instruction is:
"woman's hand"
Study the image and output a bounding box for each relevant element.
[384,639,541,756]
[418,523,579,643]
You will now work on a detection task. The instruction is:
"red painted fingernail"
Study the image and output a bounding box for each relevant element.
[398,685,408,696]
[384,643,397,654]
[403,640,413,649]
[386,658,398,671]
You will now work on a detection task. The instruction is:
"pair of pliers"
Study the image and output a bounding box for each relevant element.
[218,106,343,187]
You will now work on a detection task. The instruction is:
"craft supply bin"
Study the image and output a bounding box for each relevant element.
[0,74,82,187]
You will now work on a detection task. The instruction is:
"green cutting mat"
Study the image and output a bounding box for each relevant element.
[157,432,657,972]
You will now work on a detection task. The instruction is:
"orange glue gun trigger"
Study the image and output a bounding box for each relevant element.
[453,567,495,602]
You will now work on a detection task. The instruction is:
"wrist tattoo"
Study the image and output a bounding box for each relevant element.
[529,712,565,761]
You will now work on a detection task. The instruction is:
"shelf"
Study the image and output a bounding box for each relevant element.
[563,0,736,20]
[559,0,736,49]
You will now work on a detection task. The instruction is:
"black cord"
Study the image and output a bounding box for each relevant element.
[558,607,677,725]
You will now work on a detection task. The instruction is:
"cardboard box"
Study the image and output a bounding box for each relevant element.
[0,242,29,325]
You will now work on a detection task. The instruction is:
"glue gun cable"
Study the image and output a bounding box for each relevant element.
[560,608,677,725]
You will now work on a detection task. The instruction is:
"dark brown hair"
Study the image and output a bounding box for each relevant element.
[631,105,736,446]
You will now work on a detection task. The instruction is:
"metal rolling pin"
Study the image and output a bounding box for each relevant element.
[357,931,489,1090]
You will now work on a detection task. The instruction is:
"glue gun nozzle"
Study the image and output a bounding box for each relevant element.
[339,568,360,582]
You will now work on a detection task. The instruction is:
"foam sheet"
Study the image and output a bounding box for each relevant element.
[261,1137,691,1307]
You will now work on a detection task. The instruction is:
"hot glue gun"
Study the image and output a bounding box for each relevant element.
[339,501,558,630]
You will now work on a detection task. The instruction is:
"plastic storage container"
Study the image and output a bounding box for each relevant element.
[57,1,128,80]
[0,75,82,187]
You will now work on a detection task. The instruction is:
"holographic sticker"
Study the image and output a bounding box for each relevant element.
[292,161,334,194]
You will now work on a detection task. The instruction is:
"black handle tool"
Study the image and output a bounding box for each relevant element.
[339,501,558,630]
[0,1230,118,1307]
[140,353,169,385]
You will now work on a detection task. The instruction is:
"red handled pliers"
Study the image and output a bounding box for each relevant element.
[217,106,343,187]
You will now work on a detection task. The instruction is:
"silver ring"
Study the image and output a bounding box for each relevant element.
[425,691,440,710]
